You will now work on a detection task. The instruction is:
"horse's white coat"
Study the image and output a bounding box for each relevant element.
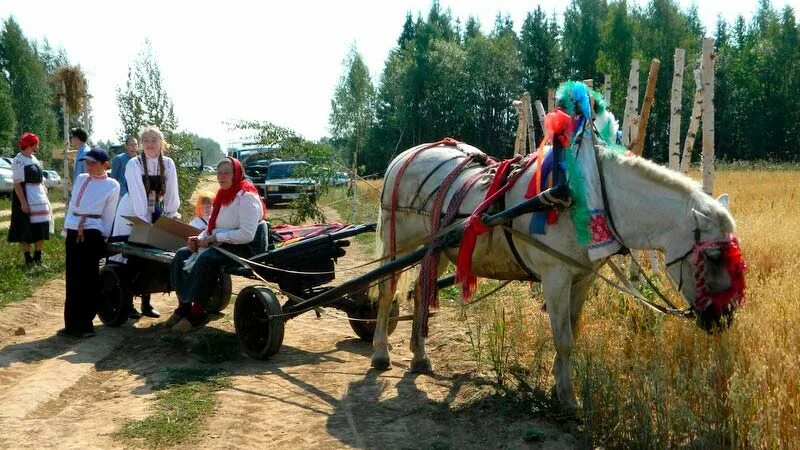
[370,138,736,408]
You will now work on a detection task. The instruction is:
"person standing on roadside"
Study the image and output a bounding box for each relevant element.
[7,132,52,267]
[70,127,90,187]
[59,147,119,339]
[110,135,138,201]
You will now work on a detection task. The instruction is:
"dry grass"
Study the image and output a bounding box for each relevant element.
[334,169,800,448]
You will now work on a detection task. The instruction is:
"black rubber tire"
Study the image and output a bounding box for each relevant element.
[98,264,132,327]
[234,286,285,359]
[348,298,400,342]
[207,271,232,313]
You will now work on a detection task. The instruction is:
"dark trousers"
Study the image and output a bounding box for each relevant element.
[170,223,267,307]
[64,229,104,332]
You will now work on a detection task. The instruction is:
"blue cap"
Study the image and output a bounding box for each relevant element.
[79,148,110,163]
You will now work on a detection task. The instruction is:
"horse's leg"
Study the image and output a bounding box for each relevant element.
[542,268,577,410]
[371,276,396,371]
[409,257,447,373]
[569,274,596,341]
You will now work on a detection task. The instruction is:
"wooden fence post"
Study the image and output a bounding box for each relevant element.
[534,100,546,136]
[622,59,640,147]
[669,48,685,171]
[547,89,556,112]
[681,67,704,175]
[631,58,660,156]
[522,92,536,155]
[513,99,526,156]
[701,37,716,195]
[603,74,612,107]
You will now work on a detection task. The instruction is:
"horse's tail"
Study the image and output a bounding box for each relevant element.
[368,203,410,304]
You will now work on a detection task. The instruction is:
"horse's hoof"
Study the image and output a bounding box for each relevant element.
[371,356,392,371]
[410,358,433,373]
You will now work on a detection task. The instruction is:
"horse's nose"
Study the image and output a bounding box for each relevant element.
[697,304,735,334]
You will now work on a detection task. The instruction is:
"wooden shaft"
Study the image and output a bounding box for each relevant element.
[631,58,661,156]
[534,100,546,135]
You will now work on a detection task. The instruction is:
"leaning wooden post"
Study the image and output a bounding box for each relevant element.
[631,58,660,156]
[547,88,556,112]
[603,74,612,107]
[681,67,704,175]
[513,99,526,157]
[522,92,537,155]
[621,59,640,147]
[669,49,685,171]
[534,99,546,136]
[701,37,716,195]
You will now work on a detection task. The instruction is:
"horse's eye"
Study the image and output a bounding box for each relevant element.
[704,249,723,264]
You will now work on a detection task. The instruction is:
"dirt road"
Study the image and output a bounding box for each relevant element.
[0,204,577,449]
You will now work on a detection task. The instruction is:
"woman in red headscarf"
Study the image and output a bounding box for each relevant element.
[167,157,267,332]
[7,132,53,267]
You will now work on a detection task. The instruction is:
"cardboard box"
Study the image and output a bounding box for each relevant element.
[124,215,201,251]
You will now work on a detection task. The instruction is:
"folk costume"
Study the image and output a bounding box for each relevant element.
[7,133,52,266]
[60,149,120,338]
[169,158,266,330]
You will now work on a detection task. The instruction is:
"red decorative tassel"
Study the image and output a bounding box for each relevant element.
[547,209,558,224]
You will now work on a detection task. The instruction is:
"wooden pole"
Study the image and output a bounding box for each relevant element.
[631,58,660,156]
[668,48,686,171]
[522,92,536,155]
[603,74,612,107]
[534,99,546,135]
[513,99,526,156]
[60,81,70,202]
[701,37,716,195]
[622,59,640,147]
[681,68,704,175]
[547,88,556,112]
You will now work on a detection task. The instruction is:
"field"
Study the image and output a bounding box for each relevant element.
[0,169,796,449]
[336,170,800,448]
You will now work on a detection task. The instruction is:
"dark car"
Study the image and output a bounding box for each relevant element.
[257,161,318,206]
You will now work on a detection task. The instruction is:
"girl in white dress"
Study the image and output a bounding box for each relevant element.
[111,125,180,318]
[7,132,52,267]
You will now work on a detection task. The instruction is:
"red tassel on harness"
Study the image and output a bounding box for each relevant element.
[456,158,517,301]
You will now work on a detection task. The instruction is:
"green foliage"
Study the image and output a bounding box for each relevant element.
[116,39,178,138]
[329,45,376,170]
[0,75,16,150]
[0,18,58,147]
[169,132,202,209]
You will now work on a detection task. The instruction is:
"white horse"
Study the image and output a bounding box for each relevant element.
[369,138,743,409]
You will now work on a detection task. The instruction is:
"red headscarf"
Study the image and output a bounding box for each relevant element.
[18,132,39,150]
[207,157,267,234]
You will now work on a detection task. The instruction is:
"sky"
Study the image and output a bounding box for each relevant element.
[0,0,794,151]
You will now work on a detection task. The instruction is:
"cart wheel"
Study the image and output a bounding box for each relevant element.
[234,286,284,359]
[207,271,232,313]
[98,264,132,327]
[348,296,400,342]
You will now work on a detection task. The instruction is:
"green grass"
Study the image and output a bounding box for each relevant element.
[116,368,231,448]
[0,217,67,309]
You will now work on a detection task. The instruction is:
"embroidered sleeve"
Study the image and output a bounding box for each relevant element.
[102,180,121,237]
[11,156,24,182]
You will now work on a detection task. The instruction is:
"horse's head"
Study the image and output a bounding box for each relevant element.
[665,194,747,333]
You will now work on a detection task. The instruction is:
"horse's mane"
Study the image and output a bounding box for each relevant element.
[605,149,736,233]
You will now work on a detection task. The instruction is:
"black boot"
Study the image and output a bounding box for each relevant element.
[33,250,42,266]
[141,294,160,318]
[24,251,33,267]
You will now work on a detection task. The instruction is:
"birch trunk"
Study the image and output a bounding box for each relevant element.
[534,100,546,137]
[681,68,704,175]
[622,59,640,147]
[603,74,612,107]
[701,37,716,195]
[522,92,536,155]
[669,48,685,171]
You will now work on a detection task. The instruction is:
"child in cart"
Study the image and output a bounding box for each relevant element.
[188,191,214,232]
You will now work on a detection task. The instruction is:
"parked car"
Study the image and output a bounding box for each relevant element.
[257,161,318,206]
[0,157,13,195]
[42,170,62,188]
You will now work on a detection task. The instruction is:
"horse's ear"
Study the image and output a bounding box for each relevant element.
[692,208,714,231]
[717,193,730,210]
